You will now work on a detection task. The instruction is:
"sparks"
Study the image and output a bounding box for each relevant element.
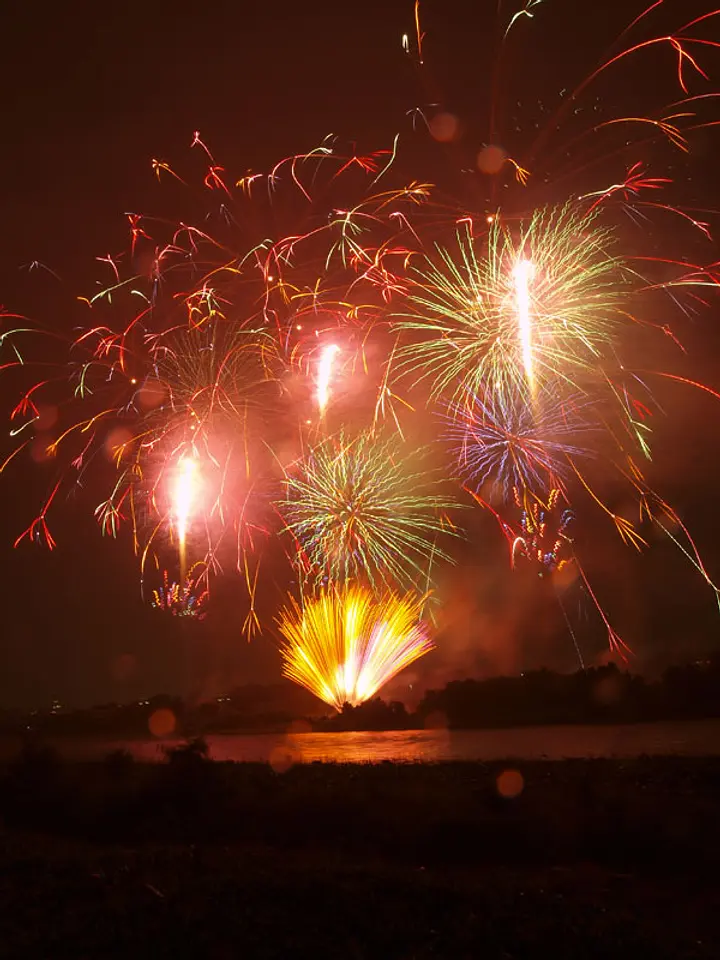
[393,205,624,407]
[277,585,433,710]
[279,429,457,595]
[513,258,535,392]
[173,457,199,569]
[316,343,340,416]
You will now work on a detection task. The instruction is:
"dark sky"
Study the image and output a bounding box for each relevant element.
[1,0,720,708]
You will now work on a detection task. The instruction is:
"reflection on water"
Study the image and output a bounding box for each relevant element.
[41,719,720,764]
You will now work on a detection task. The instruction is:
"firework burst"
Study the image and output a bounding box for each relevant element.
[445,386,595,500]
[278,428,457,594]
[392,204,626,407]
[277,585,433,710]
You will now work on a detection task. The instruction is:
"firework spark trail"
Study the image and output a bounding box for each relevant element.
[512,258,535,393]
[555,586,586,671]
[277,585,433,710]
[173,456,199,576]
[509,489,621,664]
[523,7,720,174]
[316,343,340,416]
[576,559,632,661]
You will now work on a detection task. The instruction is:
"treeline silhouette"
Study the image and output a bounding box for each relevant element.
[328,658,720,731]
[4,657,720,737]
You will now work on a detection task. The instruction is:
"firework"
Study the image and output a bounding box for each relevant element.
[513,258,535,393]
[511,489,574,577]
[277,585,433,710]
[279,428,457,593]
[509,489,592,668]
[173,457,199,568]
[152,566,209,620]
[316,343,340,416]
[1,140,421,566]
[0,139,430,640]
[444,386,595,501]
[392,204,625,408]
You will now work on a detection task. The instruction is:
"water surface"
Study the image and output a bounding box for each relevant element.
[39,718,720,764]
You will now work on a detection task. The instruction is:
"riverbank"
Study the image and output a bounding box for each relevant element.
[1,752,719,956]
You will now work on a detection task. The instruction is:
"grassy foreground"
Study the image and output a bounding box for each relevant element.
[1,749,719,957]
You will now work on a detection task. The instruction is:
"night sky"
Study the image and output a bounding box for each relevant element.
[1,0,720,709]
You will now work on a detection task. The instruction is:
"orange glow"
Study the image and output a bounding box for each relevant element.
[148,708,176,737]
[496,769,524,798]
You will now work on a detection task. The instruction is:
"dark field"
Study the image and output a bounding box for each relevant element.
[2,748,719,958]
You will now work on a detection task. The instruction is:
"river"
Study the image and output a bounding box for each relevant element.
[32,718,720,764]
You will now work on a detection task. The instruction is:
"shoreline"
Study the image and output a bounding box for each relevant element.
[3,716,720,763]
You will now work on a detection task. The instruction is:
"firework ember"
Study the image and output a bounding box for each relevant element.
[152,566,209,620]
